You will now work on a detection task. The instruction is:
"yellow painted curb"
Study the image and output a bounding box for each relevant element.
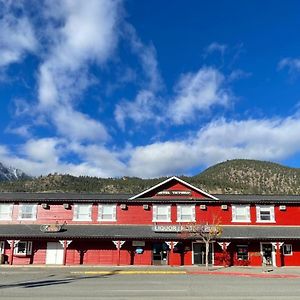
[71,270,187,275]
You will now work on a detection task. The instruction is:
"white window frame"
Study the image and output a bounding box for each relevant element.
[98,204,117,221]
[14,241,32,256]
[0,241,4,254]
[232,205,250,222]
[177,205,195,222]
[283,244,293,256]
[0,204,13,220]
[152,205,171,222]
[73,204,92,221]
[18,204,37,220]
[256,205,275,223]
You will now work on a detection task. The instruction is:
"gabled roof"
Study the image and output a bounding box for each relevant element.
[129,176,219,200]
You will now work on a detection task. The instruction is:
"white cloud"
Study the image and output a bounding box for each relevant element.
[0,1,37,67]
[115,67,233,128]
[115,90,163,129]
[53,107,109,142]
[3,114,300,178]
[125,24,163,92]
[170,67,231,124]
[37,0,121,142]
[278,57,300,73]
[205,42,227,56]
[126,115,300,178]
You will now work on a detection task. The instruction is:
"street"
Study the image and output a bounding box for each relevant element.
[0,268,300,299]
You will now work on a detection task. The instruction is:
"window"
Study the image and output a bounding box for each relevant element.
[237,245,248,260]
[14,241,32,256]
[232,205,250,222]
[283,244,292,256]
[18,204,37,220]
[177,205,195,222]
[256,205,275,222]
[98,204,116,221]
[153,205,171,222]
[0,241,4,254]
[73,204,92,221]
[0,204,13,220]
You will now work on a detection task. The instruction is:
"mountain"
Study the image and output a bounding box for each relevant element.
[0,159,300,194]
[0,162,30,181]
[192,159,300,194]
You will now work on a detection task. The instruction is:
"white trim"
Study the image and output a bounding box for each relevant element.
[73,204,92,221]
[18,204,37,221]
[176,204,196,222]
[98,204,117,222]
[14,241,32,256]
[0,241,4,254]
[231,205,251,223]
[256,205,275,223]
[152,204,171,222]
[0,204,13,220]
[260,242,276,267]
[129,176,219,200]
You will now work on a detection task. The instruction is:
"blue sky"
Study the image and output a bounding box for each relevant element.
[1,0,300,178]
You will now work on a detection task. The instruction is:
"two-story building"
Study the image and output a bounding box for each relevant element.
[0,176,300,267]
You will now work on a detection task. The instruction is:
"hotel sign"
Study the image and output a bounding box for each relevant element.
[156,190,192,196]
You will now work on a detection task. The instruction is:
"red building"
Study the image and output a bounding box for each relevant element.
[0,176,299,267]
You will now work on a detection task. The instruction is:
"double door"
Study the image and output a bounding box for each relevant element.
[46,242,64,265]
[193,242,213,265]
[152,242,169,265]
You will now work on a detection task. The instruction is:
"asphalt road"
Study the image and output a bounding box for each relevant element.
[1,269,300,299]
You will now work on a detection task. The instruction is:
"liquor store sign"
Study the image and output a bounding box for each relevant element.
[156,190,192,196]
[153,225,194,232]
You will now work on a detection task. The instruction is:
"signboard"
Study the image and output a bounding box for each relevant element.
[40,224,63,233]
[152,225,220,234]
[132,241,145,246]
[153,225,189,232]
[156,190,192,196]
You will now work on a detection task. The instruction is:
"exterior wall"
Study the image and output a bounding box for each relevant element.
[3,202,300,226]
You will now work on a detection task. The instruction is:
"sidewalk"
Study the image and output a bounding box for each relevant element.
[1,264,300,278]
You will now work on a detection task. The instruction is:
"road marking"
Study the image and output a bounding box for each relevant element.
[71,270,187,275]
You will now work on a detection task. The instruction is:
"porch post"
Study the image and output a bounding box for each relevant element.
[113,241,125,266]
[7,240,14,265]
[59,240,72,265]
[275,242,284,267]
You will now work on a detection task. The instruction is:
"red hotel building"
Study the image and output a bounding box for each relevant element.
[0,176,299,267]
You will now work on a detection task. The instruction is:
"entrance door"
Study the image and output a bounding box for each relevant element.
[193,242,213,265]
[152,243,168,265]
[261,243,275,266]
[46,242,64,265]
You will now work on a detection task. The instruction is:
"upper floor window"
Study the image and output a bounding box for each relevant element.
[177,205,195,222]
[18,204,37,220]
[98,204,116,221]
[256,205,275,222]
[0,204,13,220]
[232,205,250,222]
[153,205,171,222]
[73,204,92,221]
[14,241,32,256]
